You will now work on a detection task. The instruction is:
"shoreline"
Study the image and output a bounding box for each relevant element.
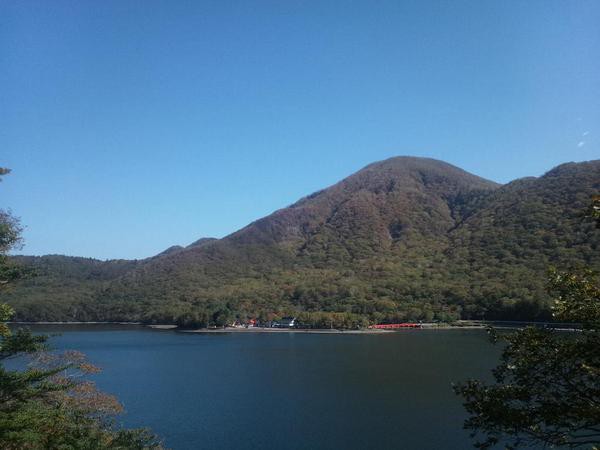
[177,324,492,334]
[10,321,486,333]
[10,322,578,332]
[178,327,395,334]
[10,321,143,325]
[9,322,489,334]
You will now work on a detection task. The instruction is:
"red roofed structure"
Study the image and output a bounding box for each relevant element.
[371,323,421,329]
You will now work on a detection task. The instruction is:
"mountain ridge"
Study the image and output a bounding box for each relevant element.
[6,156,600,326]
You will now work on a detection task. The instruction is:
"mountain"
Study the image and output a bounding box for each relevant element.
[5,157,600,326]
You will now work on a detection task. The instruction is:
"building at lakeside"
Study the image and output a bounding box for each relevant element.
[272,317,296,328]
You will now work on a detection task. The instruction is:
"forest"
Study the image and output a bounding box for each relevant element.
[5,157,600,328]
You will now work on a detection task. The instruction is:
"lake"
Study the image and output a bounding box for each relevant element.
[25,325,501,450]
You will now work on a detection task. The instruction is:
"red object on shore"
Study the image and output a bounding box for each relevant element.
[371,323,421,329]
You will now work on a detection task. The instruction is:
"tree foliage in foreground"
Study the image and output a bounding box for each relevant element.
[0,168,163,449]
[455,204,600,449]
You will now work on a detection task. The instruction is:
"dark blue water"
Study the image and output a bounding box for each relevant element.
[26,326,500,450]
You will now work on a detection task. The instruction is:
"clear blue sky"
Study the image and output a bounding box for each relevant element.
[2,0,599,260]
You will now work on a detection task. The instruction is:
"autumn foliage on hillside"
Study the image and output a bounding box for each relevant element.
[5,158,600,328]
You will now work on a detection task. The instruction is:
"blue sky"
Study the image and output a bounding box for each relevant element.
[2,0,599,260]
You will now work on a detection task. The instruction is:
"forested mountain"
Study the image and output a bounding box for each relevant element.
[5,157,600,327]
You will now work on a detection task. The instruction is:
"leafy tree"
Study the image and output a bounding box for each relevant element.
[455,199,600,449]
[1,349,164,449]
[0,171,24,291]
[0,168,163,449]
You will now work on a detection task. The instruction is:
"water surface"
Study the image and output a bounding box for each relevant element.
[27,325,500,450]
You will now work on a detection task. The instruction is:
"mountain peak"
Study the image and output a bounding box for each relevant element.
[224,155,500,248]
[542,159,600,178]
[354,155,499,189]
[6,158,600,326]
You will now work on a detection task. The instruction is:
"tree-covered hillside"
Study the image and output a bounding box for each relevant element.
[5,157,600,327]
[7,255,139,321]
[446,160,600,320]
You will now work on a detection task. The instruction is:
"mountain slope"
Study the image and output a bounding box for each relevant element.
[99,157,499,313]
[445,160,600,318]
[5,157,600,325]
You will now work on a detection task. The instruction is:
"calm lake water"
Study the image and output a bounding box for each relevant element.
[25,325,501,450]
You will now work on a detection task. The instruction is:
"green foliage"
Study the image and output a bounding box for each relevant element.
[4,158,600,328]
[588,195,600,228]
[0,304,14,336]
[456,323,600,448]
[549,268,600,328]
[0,336,164,450]
[454,201,600,449]
[0,391,163,449]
